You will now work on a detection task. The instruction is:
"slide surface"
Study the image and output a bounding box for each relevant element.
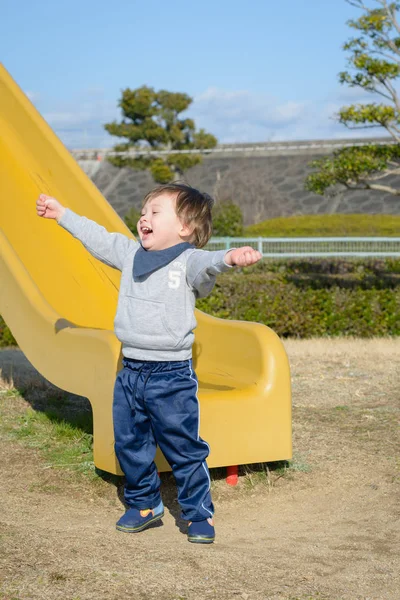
[0,64,292,474]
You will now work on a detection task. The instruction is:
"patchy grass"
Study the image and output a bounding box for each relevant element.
[0,338,399,499]
[0,356,304,495]
[5,407,94,474]
[240,457,311,490]
[2,372,295,499]
[0,377,96,479]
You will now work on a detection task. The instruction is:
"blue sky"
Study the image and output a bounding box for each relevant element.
[1,0,376,148]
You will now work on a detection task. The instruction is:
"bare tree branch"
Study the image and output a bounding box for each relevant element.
[378,77,400,113]
[366,85,396,102]
[381,36,400,58]
[383,0,400,35]
[365,181,400,193]
[365,166,400,179]
[346,0,369,9]
[346,75,396,103]
[343,178,400,194]
[371,23,400,58]
[370,46,400,61]
[385,125,400,141]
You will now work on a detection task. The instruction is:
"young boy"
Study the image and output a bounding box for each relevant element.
[36,183,262,544]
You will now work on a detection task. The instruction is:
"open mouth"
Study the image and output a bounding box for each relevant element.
[141,226,153,236]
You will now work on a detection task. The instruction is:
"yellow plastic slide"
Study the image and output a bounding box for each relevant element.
[0,64,291,475]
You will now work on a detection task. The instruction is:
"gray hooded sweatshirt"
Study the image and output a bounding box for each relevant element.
[58,209,232,361]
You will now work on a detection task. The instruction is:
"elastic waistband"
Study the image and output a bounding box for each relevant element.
[122,357,191,373]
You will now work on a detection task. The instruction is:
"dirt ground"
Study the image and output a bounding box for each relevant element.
[0,338,399,600]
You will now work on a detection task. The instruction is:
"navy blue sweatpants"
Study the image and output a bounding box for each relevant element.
[112,358,214,522]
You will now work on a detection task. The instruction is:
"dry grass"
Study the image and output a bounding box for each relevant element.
[0,340,399,600]
[286,337,400,409]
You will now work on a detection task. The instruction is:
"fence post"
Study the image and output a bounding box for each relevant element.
[258,237,263,254]
[225,237,231,251]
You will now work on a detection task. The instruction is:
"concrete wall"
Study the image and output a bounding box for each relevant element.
[76,140,400,225]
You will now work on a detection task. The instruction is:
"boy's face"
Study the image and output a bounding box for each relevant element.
[137,193,190,251]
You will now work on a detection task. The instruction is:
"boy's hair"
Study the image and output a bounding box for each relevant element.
[142,182,214,248]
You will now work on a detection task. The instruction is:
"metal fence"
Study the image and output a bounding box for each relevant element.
[205,237,400,258]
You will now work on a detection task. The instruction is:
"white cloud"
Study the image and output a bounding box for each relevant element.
[186,87,309,143]
[191,87,306,128]
[44,111,93,126]
[187,86,390,143]
[28,84,392,149]
[41,97,119,149]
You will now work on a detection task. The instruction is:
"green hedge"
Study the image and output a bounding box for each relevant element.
[212,201,244,236]
[245,214,400,237]
[196,259,400,338]
[1,259,399,346]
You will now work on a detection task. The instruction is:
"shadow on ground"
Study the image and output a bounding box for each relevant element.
[0,347,288,528]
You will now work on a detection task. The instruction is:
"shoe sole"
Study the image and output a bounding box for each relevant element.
[187,535,215,544]
[116,511,164,533]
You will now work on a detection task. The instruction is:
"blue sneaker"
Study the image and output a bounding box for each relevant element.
[187,518,215,544]
[116,500,164,533]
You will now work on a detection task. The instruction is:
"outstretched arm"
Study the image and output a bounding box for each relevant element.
[186,246,262,298]
[36,194,138,271]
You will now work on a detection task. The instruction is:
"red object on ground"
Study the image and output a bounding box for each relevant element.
[226,465,239,486]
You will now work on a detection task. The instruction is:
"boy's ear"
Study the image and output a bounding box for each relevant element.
[180,220,195,238]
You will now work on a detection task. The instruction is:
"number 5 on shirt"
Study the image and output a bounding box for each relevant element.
[168,270,182,289]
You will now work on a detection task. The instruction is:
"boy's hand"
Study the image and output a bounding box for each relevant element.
[36,194,66,222]
[225,246,262,267]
